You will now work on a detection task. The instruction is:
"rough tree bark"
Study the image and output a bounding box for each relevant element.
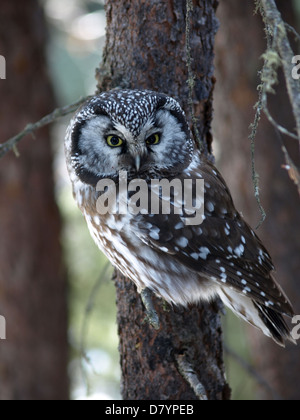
[214,0,300,400]
[96,0,230,400]
[0,1,69,400]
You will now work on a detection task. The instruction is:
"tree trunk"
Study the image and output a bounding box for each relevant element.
[214,0,300,400]
[96,0,230,400]
[0,0,69,400]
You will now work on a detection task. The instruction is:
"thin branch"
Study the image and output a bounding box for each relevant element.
[285,23,300,43]
[249,1,300,224]
[224,344,282,400]
[0,96,91,159]
[259,0,300,143]
[274,129,300,196]
[281,144,300,196]
[263,105,299,141]
[249,85,267,229]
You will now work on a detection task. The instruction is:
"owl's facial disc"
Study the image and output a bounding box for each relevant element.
[71,92,195,185]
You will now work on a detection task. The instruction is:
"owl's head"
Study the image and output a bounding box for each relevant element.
[65,90,195,185]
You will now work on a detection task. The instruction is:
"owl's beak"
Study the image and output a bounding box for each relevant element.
[135,155,141,172]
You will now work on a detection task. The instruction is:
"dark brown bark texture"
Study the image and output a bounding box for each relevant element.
[214,0,300,400]
[0,1,69,400]
[96,0,230,400]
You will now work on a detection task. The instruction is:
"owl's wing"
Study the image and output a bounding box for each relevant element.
[129,159,294,316]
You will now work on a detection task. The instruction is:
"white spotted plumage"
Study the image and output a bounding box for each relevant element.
[65,89,295,347]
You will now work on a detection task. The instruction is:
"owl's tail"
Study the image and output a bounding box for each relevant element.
[218,288,296,347]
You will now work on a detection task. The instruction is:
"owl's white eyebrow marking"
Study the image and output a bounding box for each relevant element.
[113,122,135,143]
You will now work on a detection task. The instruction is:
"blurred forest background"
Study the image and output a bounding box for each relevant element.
[0,0,299,400]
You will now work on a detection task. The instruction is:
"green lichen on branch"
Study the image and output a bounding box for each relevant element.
[249,0,300,215]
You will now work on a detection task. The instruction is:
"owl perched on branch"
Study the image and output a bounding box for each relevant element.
[65,89,295,347]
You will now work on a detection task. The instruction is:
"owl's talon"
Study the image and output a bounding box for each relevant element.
[176,353,209,401]
[141,288,160,330]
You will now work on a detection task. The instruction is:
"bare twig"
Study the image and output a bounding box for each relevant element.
[249,94,267,229]
[259,0,300,142]
[224,344,282,400]
[285,23,300,43]
[0,96,91,159]
[274,129,300,196]
[281,145,300,195]
[249,1,300,223]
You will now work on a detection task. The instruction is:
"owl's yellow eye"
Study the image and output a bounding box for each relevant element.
[146,133,161,146]
[106,135,124,147]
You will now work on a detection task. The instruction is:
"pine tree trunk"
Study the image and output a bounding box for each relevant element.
[96,0,230,400]
[214,0,300,400]
[0,0,69,400]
